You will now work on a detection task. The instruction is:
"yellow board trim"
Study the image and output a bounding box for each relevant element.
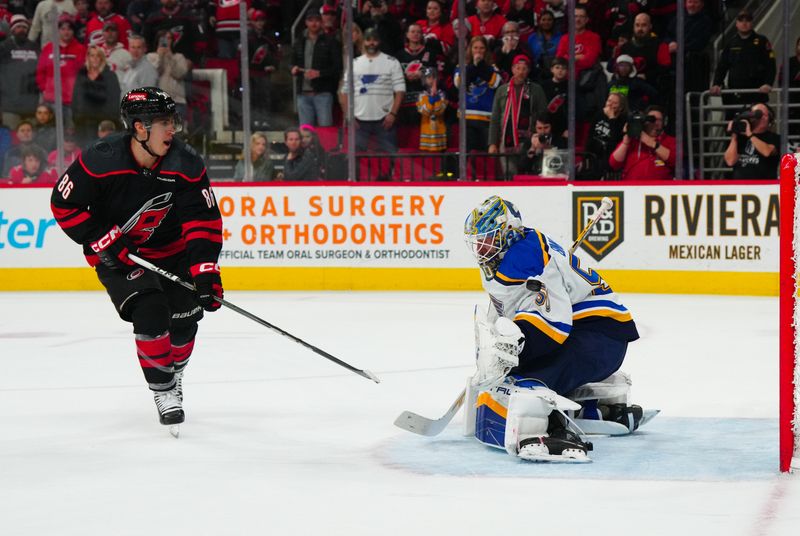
[0,267,780,295]
[476,392,508,419]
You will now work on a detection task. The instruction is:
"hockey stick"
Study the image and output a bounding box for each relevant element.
[393,197,614,436]
[128,254,380,384]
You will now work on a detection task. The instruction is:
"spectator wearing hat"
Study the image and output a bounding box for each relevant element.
[607,54,657,112]
[0,14,38,129]
[35,14,86,127]
[488,54,546,174]
[7,144,55,184]
[291,9,342,128]
[119,33,157,95]
[85,0,131,47]
[101,21,131,76]
[416,67,448,152]
[28,0,76,45]
[341,26,406,155]
[492,20,534,82]
[320,4,340,38]
[710,9,776,117]
[248,9,279,130]
[72,44,120,145]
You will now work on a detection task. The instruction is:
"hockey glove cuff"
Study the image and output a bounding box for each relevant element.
[89,225,137,271]
[191,262,223,312]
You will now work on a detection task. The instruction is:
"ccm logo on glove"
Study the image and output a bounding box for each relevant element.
[90,226,123,253]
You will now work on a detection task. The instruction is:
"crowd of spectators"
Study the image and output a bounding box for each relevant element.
[0,0,794,182]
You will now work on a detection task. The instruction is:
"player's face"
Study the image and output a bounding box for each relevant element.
[147,117,179,155]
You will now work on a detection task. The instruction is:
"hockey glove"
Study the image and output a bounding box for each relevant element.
[191,263,223,312]
[89,225,137,271]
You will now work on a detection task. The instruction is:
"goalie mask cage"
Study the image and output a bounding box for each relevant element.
[779,153,800,473]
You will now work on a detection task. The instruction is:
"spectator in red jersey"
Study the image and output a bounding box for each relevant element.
[36,14,86,128]
[85,0,131,47]
[465,0,507,44]
[210,0,248,59]
[555,4,601,79]
[417,0,454,53]
[47,129,81,168]
[609,105,676,180]
[7,145,55,184]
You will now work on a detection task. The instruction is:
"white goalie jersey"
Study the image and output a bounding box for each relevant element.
[482,228,639,359]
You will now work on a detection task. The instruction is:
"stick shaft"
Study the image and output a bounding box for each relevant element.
[570,197,613,254]
[128,254,379,383]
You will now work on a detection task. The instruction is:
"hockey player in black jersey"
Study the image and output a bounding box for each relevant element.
[50,87,223,435]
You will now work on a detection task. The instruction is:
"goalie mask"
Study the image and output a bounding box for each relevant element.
[464,196,524,277]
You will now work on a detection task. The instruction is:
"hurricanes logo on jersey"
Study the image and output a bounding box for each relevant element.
[572,192,624,261]
[121,193,173,243]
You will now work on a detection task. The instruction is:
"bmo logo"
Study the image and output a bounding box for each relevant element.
[0,212,57,249]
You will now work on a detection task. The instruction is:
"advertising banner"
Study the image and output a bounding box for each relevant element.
[0,182,779,294]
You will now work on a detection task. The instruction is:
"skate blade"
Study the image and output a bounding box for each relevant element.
[168,425,180,438]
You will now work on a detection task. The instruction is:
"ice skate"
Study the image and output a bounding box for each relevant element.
[517,413,593,463]
[154,388,184,438]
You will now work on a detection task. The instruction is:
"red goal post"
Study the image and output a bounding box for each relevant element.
[779,153,800,473]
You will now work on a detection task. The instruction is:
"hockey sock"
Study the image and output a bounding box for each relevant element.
[135,332,175,391]
[171,324,198,374]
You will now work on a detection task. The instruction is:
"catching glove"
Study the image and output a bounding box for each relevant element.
[191,263,223,312]
[89,225,136,271]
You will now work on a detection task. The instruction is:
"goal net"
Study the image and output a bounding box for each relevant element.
[779,153,800,473]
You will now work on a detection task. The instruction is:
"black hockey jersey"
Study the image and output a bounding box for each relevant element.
[50,133,222,273]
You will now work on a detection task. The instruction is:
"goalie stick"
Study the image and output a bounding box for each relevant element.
[128,254,380,384]
[394,197,614,436]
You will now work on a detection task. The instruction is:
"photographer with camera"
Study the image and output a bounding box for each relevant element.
[518,112,567,175]
[609,105,675,180]
[723,103,779,179]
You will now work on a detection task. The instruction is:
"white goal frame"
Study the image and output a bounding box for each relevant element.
[779,153,800,473]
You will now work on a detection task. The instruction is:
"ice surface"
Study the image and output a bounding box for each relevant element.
[0,291,798,535]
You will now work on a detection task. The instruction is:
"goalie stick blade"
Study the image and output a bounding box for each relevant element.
[394,389,467,436]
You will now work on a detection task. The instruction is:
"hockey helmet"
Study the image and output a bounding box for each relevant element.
[464,196,524,272]
[120,87,182,132]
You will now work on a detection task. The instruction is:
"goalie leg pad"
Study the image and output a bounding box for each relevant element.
[504,388,553,456]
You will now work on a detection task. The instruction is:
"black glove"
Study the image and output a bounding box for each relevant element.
[192,263,223,312]
[89,225,137,271]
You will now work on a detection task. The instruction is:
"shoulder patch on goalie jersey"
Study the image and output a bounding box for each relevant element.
[495,231,550,284]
